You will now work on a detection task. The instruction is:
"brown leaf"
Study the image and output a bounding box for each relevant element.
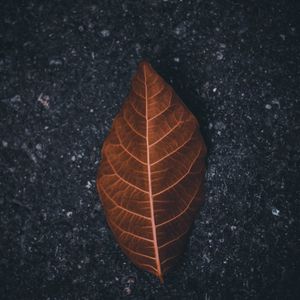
[97,60,207,282]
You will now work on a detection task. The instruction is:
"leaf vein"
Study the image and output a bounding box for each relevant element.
[149,121,183,147]
[105,155,148,193]
[148,89,173,121]
[121,243,155,260]
[151,130,196,166]
[123,114,146,138]
[156,165,204,227]
[152,147,202,197]
[108,218,152,242]
[99,184,151,220]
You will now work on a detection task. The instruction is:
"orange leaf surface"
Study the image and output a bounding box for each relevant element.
[96,61,207,282]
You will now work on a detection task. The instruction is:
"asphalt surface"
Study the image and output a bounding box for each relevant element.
[1,1,299,299]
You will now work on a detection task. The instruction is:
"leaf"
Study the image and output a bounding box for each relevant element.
[97,61,207,282]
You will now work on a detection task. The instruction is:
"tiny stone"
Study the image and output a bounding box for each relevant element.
[216,52,224,60]
[213,87,217,93]
[11,95,21,102]
[122,287,132,296]
[126,276,135,284]
[265,104,272,109]
[279,34,285,40]
[86,181,92,189]
[37,93,50,109]
[49,58,63,66]
[100,29,110,37]
[2,141,8,147]
[271,207,280,216]
[203,254,210,263]
[174,57,180,62]
[71,156,76,161]
[35,144,42,151]
[66,211,73,218]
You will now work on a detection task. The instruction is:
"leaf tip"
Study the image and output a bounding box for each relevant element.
[138,59,155,77]
[138,59,151,68]
[158,273,164,284]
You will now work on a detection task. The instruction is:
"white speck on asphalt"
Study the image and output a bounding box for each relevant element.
[37,93,50,109]
[35,144,42,151]
[265,104,272,109]
[101,29,110,37]
[279,34,285,40]
[66,211,73,218]
[86,181,92,189]
[271,207,280,216]
[11,95,21,102]
[216,52,224,60]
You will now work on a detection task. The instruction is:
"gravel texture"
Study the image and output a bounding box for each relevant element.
[1,1,299,299]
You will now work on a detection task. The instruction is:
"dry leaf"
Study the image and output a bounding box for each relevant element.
[97,60,206,282]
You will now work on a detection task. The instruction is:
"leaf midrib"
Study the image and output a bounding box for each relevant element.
[143,65,163,282]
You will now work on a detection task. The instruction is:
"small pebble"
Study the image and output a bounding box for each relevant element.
[265,104,272,109]
[37,94,50,109]
[86,181,92,189]
[49,59,63,66]
[11,95,21,102]
[216,52,224,60]
[100,29,110,37]
[271,207,280,216]
[66,211,73,218]
[35,144,42,151]
[279,34,285,41]
[122,287,132,296]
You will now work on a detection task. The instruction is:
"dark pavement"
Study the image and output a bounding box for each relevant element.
[1,1,299,299]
